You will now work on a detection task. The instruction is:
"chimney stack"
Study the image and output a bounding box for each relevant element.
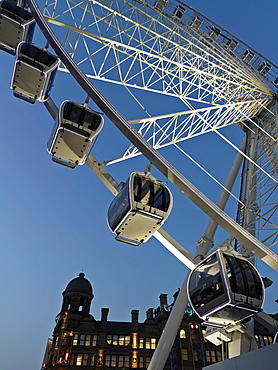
[131,309,139,332]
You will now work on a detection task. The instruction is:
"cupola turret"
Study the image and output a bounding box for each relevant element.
[60,273,94,316]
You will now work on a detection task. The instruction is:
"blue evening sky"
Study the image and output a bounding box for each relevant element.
[0,1,277,370]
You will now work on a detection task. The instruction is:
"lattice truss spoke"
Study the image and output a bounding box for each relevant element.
[43,0,277,151]
[43,0,278,249]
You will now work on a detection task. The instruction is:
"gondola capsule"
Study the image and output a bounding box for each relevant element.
[47,100,104,168]
[11,41,59,103]
[0,0,35,54]
[187,249,264,326]
[107,172,173,246]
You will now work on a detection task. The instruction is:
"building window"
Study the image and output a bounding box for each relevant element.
[111,355,117,367]
[113,335,118,345]
[146,357,151,367]
[181,348,188,361]
[72,334,98,346]
[255,335,273,348]
[180,329,186,339]
[202,329,208,341]
[139,356,144,368]
[206,350,218,363]
[105,355,110,367]
[216,351,222,362]
[107,335,112,345]
[139,337,157,349]
[124,355,130,367]
[118,355,124,367]
[76,354,83,366]
[119,335,125,346]
[75,354,90,366]
[79,335,85,346]
[85,335,91,346]
[105,354,130,367]
[83,354,89,366]
[90,353,97,366]
[106,334,130,346]
[139,337,144,349]
[70,353,75,366]
[190,323,199,330]
[193,350,198,361]
[73,334,78,346]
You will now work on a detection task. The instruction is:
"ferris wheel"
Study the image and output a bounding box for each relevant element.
[1,0,278,367]
[37,0,278,261]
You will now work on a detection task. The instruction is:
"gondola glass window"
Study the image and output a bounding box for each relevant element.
[187,249,264,326]
[223,254,263,301]
[108,183,130,232]
[107,172,172,246]
[11,42,59,103]
[0,1,35,54]
[47,101,104,168]
[188,254,225,311]
[63,103,102,131]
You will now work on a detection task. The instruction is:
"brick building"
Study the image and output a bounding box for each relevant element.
[41,273,274,370]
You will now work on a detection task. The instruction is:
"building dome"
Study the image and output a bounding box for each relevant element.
[65,273,93,295]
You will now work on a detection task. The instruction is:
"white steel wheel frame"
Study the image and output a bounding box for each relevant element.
[26,0,278,369]
[41,0,278,256]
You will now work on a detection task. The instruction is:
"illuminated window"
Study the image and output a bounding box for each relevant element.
[143,337,157,349]
[125,335,131,346]
[139,356,144,368]
[119,335,125,346]
[85,335,91,346]
[105,354,129,367]
[54,336,60,347]
[146,357,151,367]
[202,329,207,341]
[190,323,199,330]
[139,337,144,349]
[92,334,97,346]
[255,334,273,348]
[124,355,130,367]
[151,338,156,349]
[105,355,111,367]
[76,354,83,366]
[111,355,117,367]
[206,350,210,362]
[73,334,78,346]
[182,348,188,361]
[90,353,96,366]
[211,351,216,362]
[118,355,124,367]
[205,350,218,363]
[180,329,186,339]
[75,353,90,366]
[107,334,130,346]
